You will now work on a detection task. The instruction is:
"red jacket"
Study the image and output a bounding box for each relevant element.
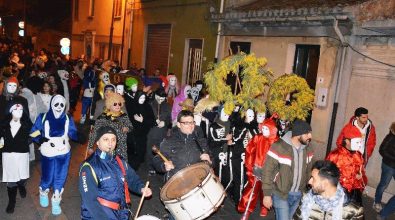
[336,117,376,162]
[326,146,367,192]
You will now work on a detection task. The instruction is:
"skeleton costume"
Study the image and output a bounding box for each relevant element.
[1,101,32,214]
[230,109,259,203]
[208,108,232,187]
[30,95,78,215]
[238,118,278,218]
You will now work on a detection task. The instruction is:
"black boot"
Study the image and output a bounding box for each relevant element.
[18,185,26,198]
[6,187,17,213]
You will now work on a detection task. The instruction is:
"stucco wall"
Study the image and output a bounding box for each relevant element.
[131,0,217,80]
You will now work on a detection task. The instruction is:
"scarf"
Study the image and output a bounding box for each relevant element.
[300,184,345,220]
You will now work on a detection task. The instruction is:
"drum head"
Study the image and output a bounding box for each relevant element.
[136,215,160,220]
[161,162,210,201]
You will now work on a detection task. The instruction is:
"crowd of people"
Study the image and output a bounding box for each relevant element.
[0,38,394,220]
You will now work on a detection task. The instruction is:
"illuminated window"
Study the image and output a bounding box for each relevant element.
[114,0,122,18]
[89,0,95,17]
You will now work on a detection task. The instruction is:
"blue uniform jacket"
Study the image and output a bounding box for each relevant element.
[79,149,144,220]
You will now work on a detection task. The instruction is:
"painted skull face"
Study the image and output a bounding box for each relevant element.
[169,76,177,86]
[102,72,110,84]
[184,85,192,97]
[220,108,230,122]
[256,112,266,123]
[138,94,146,104]
[51,95,66,119]
[57,70,69,80]
[7,82,17,94]
[10,104,23,119]
[245,109,255,123]
[350,137,363,151]
[262,125,270,137]
[196,84,203,91]
[155,94,166,104]
[190,87,199,101]
[131,84,138,93]
[116,85,124,95]
[38,72,48,79]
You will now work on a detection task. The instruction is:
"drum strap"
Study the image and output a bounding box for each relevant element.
[115,155,131,204]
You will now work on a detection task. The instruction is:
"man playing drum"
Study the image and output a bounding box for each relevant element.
[153,110,212,180]
[78,126,152,219]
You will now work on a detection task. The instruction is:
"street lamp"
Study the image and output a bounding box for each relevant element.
[60,38,71,55]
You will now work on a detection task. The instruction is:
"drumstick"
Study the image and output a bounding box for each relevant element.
[152,145,169,163]
[134,181,150,220]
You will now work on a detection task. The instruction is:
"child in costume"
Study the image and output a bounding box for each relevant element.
[1,101,32,214]
[30,94,79,215]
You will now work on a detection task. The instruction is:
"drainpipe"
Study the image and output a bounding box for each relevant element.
[326,17,348,156]
[214,0,225,63]
[127,0,135,69]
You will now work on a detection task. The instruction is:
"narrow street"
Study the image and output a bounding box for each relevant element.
[0,102,383,219]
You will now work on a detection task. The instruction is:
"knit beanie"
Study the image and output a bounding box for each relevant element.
[95,126,117,142]
[292,119,312,137]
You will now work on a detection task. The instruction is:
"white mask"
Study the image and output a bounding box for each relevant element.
[350,137,362,151]
[190,87,199,101]
[155,95,165,104]
[245,109,254,123]
[256,112,266,123]
[57,70,69,80]
[196,84,203,91]
[138,95,146,104]
[10,104,23,119]
[116,85,124,95]
[262,126,270,137]
[220,108,229,122]
[51,95,66,119]
[169,76,177,86]
[184,85,191,97]
[131,84,138,93]
[7,82,17,94]
[102,72,110,84]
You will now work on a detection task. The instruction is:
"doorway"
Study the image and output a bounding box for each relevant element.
[184,39,203,85]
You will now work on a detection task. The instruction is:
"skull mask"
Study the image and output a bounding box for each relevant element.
[51,95,66,119]
[38,72,48,79]
[57,70,69,80]
[169,76,177,87]
[116,85,124,95]
[155,94,166,104]
[220,108,230,122]
[245,109,255,123]
[190,87,199,101]
[102,72,110,85]
[256,112,266,124]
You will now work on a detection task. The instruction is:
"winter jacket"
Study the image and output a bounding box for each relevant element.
[336,117,376,163]
[379,126,395,169]
[262,132,314,199]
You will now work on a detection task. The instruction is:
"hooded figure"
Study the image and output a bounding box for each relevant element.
[171,84,191,124]
[124,77,139,117]
[0,77,29,123]
[1,100,32,214]
[238,118,279,218]
[30,94,79,215]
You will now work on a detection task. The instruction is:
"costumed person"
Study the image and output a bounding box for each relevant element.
[194,80,205,101]
[128,91,155,170]
[208,107,233,186]
[336,107,376,165]
[238,117,278,219]
[171,84,191,126]
[20,87,47,161]
[124,77,139,114]
[116,84,124,96]
[1,101,32,214]
[256,112,266,130]
[90,70,111,120]
[90,84,116,123]
[56,69,70,113]
[190,86,200,105]
[68,70,82,113]
[326,125,367,206]
[38,81,53,111]
[165,74,179,103]
[146,88,171,175]
[231,109,259,203]
[295,160,364,220]
[79,126,152,220]
[88,92,133,161]
[0,77,29,122]
[30,95,80,215]
[80,66,96,124]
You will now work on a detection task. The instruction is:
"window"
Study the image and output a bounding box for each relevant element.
[230,41,251,54]
[114,0,122,18]
[88,0,95,17]
[74,0,79,20]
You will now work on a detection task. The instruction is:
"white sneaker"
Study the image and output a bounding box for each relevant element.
[80,115,86,124]
[373,202,383,212]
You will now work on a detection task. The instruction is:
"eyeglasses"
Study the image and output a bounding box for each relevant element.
[179,121,195,125]
[113,102,122,106]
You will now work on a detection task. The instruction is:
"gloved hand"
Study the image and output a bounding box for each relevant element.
[157,121,165,128]
[38,137,50,145]
[253,166,263,181]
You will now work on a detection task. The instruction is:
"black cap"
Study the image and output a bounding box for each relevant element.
[95,126,117,142]
[291,119,312,137]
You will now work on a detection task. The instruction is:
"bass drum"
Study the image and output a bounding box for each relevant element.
[136,215,161,220]
[160,162,225,220]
